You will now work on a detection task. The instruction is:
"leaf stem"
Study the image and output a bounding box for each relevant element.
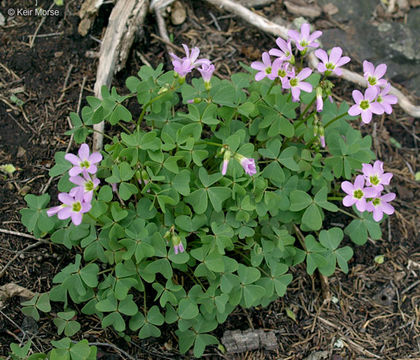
[324,112,348,129]
[337,207,359,219]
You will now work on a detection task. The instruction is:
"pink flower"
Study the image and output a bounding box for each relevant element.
[65,144,102,177]
[362,160,393,189]
[316,87,323,112]
[69,173,100,203]
[288,23,322,52]
[375,83,398,114]
[172,235,185,254]
[366,193,396,222]
[319,135,326,148]
[170,44,210,78]
[269,38,293,61]
[198,63,215,84]
[315,47,350,76]
[363,60,388,87]
[234,153,256,176]
[251,52,276,81]
[47,191,91,226]
[341,175,380,212]
[348,87,384,124]
[271,59,291,87]
[221,150,231,176]
[283,67,313,102]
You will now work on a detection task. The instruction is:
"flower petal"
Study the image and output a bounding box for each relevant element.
[58,207,72,220]
[374,63,387,79]
[89,152,102,164]
[343,195,356,207]
[356,198,367,212]
[341,181,354,195]
[348,104,361,116]
[297,67,312,80]
[363,60,374,75]
[365,86,378,101]
[65,153,81,166]
[78,144,90,160]
[314,49,328,64]
[71,212,83,226]
[361,110,372,124]
[329,47,343,64]
[381,192,396,202]
[262,52,271,67]
[299,81,312,93]
[354,175,365,189]
[336,56,351,67]
[372,208,383,222]
[352,90,363,104]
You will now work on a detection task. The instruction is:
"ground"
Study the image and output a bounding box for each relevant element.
[0,0,419,359]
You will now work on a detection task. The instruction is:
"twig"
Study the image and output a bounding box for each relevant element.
[401,279,420,295]
[0,310,42,352]
[76,341,136,360]
[57,64,74,103]
[7,113,28,134]
[204,0,420,118]
[30,3,55,48]
[150,33,183,52]
[0,241,44,279]
[0,228,48,242]
[154,5,172,55]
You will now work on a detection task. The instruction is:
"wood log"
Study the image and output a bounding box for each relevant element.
[92,0,149,151]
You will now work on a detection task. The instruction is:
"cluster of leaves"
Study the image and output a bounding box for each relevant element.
[20,64,381,357]
[9,339,96,360]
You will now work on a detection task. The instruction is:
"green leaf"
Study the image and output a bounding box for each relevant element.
[118,182,138,201]
[80,263,99,288]
[289,190,312,211]
[238,264,260,284]
[335,246,353,273]
[147,305,164,325]
[139,323,161,339]
[36,293,51,312]
[193,334,219,358]
[163,156,181,174]
[319,227,343,250]
[109,104,132,125]
[243,284,265,307]
[178,298,199,319]
[207,187,231,212]
[278,147,300,171]
[185,188,208,214]
[302,204,322,230]
[204,253,225,272]
[173,170,190,195]
[49,152,72,177]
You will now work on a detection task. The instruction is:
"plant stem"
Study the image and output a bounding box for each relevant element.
[337,207,359,219]
[118,122,131,133]
[196,140,224,147]
[295,96,316,130]
[327,196,343,201]
[91,128,113,141]
[324,112,348,129]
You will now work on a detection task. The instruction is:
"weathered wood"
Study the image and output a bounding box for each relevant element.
[92,0,149,151]
[221,329,278,353]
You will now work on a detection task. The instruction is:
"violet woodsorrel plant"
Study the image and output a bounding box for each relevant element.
[20,25,397,357]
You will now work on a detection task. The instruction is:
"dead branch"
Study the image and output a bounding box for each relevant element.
[205,0,420,118]
[92,0,149,151]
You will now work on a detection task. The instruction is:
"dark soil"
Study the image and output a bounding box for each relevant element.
[0,0,419,359]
